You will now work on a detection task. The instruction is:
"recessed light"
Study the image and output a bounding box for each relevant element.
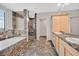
[57,3,61,7]
[64,3,69,6]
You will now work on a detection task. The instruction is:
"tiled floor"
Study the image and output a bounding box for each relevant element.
[20,37,57,56]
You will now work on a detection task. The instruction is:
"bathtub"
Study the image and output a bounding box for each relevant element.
[0,36,26,51]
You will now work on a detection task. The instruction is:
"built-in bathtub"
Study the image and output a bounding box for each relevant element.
[0,36,26,51]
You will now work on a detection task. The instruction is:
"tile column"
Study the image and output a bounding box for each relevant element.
[24,9,29,42]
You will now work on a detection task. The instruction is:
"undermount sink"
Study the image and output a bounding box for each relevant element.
[65,37,79,45]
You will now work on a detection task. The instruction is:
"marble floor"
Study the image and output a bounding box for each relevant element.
[19,36,58,56]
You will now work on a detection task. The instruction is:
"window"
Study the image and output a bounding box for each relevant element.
[0,10,5,32]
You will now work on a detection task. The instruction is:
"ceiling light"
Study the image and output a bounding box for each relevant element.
[62,4,65,7]
[57,3,61,7]
[64,3,69,6]
[62,3,69,7]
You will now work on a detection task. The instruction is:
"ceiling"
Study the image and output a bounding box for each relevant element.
[1,3,79,13]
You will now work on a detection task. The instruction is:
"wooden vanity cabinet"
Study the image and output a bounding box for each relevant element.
[52,33,60,54]
[52,33,65,56]
[64,41,79,56]
[52,33,56,45]
[59,39,65,56]
[55,36,59,53]
[52,33,79,56]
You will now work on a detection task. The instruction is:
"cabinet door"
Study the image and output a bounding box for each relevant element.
[52,16,60,32]
[64,42,79,56]
[52,15,68,33]
[52,34,56,46]
[60,15,68,32]
[59,39,64,56]
[55,37,59,53]
[65,48,73,56]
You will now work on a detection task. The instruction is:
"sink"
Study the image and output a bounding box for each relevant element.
[65,37,79,45]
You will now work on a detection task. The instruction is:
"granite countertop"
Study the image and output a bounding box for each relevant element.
[0,36,26,51]
[53,32,79,51]
[63,33,79,51]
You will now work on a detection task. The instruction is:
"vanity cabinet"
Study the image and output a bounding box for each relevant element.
[59,39,64,56]
[52,33,79,56]
[52,33,56,46]
[64,47,73,56]
[55,37,59,53]
[64,41,79,56]
[52,33,59,54]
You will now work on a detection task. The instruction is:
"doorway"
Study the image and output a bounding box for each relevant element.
[28,18,36,40]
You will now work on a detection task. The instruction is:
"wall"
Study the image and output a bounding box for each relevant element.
[68,9,79,35]
[16,17,24,30]
[0,4,12,31]
[39,19,47,36]
[37,9,79,40]
[37,13,52,40]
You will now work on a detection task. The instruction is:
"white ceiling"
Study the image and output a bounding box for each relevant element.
[1,3,79,13]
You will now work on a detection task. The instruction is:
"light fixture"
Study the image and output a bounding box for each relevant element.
[57,3,69,14]
[62,4,65,7]
[57,3,69,7]
[57,3,61,7]
[64,3,69,6]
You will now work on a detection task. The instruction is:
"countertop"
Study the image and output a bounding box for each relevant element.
[53,32,79,51]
